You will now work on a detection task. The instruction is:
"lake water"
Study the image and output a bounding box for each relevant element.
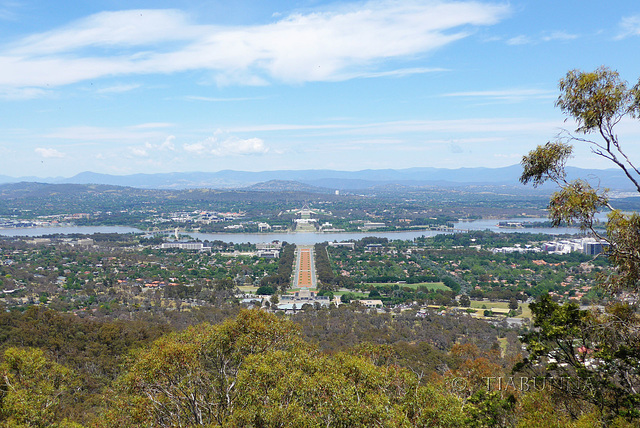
[0,218,589,244]
[0,225,143,237]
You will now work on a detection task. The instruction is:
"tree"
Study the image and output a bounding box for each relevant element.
[0,347,80,427]
[514,296,640,424]
[520,66,640,292]
[230,347,466,427]
[459,294,471,307]
[102,311,469,427]
[109,310,305,426]
[518,67,640,424]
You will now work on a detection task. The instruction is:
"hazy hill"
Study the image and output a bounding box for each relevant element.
[0,165,635,191]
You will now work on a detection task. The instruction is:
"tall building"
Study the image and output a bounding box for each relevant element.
[583,240,605,256]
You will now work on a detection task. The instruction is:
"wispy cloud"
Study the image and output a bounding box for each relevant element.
[0,86,50,100]
[184,96,264,102]
[35,147,65,158]
[339,67,448,80]
[96,83,140,94]
[507,31,578,45]
[617,15,640,39]
[184,132,269,156]
[541,31,578,42]
[442,88,555,102]
[0,1,510,91]
[45,125,167,142]
[229,117,562,136]
[0,1,20,21]
[128,137,176,158]
[506,35,532,45]
[128,122,174,129]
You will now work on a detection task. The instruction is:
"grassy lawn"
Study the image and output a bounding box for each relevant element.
[365,282,450,291]
[497,337,508,354]
[334,290,369,298]
[470,299,531,318]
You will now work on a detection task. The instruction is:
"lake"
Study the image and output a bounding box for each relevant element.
[0,218,589,244]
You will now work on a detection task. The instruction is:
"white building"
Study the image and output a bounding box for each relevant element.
[160,242,208,251]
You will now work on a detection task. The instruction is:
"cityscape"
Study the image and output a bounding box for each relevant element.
[0,0,639,426]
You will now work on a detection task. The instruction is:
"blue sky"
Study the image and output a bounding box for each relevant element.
[1,0,639,177]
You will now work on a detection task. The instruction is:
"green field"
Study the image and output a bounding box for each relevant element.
[334,290,368,298]
[470,300,531,318]
[365,282,450,291]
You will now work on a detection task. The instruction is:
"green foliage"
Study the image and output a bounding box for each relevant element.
[255,285,275,295]
[519,68,640,425]
[522,66,640,292]
[515,295,640,424]
[231,348,466,427]
[464,390,517,428]
[112,310,305,426]
[314,243,338,291]
[520,141,573,187]
[259,243,295,293]
[549,179,609,228]
[605,211,640,292]
[556,67,639,135]
[0,347,78,427]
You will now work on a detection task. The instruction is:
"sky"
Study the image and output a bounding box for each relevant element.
[1,0,639,177]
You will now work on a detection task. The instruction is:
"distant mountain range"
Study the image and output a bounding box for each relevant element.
[0,165,635,192]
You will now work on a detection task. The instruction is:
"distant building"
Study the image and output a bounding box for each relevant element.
[258,222,271,231]
[276,289,330,311]
[365,244,384,252]
[256,241,282,250]
[356,299,383,308]
[583,240,606,256]
[28,238,51,245]
[256,249,280,258]
[329,241,355,249]
[160,242,209,251]
[362,222,386,230]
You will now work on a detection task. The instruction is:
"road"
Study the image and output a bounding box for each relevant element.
[294,245,317,289]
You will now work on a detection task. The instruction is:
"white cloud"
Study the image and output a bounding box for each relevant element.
[159,135,176,151]
[0,86,49,100]
[184,95,264,102]
[229,117,563,136]
[617,15,640,39]
[10,9,201,55]
[96,83,140,93]
[184,134,269,156]
[541,31,578,42]
[507,31,577,45]
[35,147,65,158]
[129,146,149,157]
[129,138,176,157]
[507,35,531,45]
[45,125,166,142]
[0,1,20,21]
[0,1,510,90]
[442,88,555,102]
[183,141,207,155]
[338,67,447,80]
[213,137,268,156]
[128,122,174,129]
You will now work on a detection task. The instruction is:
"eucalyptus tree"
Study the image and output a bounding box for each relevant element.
[518,67,640,424]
